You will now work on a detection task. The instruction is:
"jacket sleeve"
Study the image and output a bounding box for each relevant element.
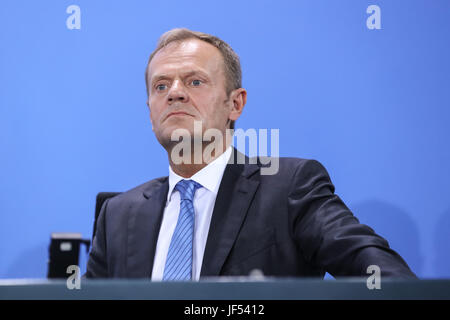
[84,198,110,278]
[288,159,417,279]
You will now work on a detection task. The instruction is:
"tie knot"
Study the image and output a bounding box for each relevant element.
[175,179,202,201]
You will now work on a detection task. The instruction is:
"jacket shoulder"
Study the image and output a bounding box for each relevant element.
[107,176,168,206]
[254,155,329,177]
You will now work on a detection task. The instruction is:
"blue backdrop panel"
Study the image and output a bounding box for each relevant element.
[0,0,449,278]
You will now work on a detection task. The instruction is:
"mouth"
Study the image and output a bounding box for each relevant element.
[165,111,193,120]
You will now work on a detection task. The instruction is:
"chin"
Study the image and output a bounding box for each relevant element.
[156,126,192,148]
[165,115,196,126]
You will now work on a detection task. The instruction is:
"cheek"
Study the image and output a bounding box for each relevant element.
[190,93,209,115]
[148,106,155,122]
[194,92,225,116]
[149,99,163,122]
[149,109,155,126]
[212,95,230,117]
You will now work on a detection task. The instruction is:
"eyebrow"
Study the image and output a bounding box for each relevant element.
[151,70,209,85]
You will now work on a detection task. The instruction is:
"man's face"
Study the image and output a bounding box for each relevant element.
[147,39,239,149]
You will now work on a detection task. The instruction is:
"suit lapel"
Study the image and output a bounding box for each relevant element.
[200,150,260,277]
[126,178,168,278]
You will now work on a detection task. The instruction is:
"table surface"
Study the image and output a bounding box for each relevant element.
[1,277,449,300]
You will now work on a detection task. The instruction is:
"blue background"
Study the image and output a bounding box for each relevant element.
[1,0,449,279]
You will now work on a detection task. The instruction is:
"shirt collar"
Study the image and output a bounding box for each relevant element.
[167,146,232,202]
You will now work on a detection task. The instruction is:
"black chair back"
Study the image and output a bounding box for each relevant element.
[92,192,121,240]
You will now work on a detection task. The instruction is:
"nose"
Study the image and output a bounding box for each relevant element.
[167,80,188,104]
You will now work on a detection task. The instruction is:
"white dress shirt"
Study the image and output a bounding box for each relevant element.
[151,146,232,281]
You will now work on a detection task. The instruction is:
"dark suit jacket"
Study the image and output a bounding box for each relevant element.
[86,150,416,279]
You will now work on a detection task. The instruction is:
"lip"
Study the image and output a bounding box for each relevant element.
[166,111,193,119]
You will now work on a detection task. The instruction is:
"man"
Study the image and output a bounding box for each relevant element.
[86,28,416,280]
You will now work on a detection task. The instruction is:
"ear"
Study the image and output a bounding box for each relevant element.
[228,88,247,122]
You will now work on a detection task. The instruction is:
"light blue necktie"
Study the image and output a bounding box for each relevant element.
[163,179,202,281]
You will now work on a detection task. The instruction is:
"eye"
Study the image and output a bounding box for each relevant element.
[191,79,202,86]
[155,84,167,91]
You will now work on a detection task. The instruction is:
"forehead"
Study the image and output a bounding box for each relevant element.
[148,39,224,79]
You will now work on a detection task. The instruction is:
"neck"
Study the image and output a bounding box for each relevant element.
[168,142,230,178]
